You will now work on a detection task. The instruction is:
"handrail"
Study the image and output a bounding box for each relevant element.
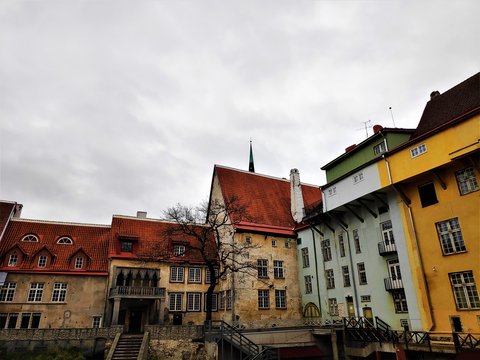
[205,321,260,357]
[105,332,122,360]
[137,331,149,360]
[109,286,166,298]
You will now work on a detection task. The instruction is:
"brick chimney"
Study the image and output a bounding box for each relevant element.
[290,169,305,223]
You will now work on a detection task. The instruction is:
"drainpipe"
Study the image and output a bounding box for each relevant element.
[310,226,323,316]
[383,155,435,330]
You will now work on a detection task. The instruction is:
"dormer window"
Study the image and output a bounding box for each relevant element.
[57,237,73,245]
[373,142,387,155]
[173,245,186,257]
[121,241,133,252]
[22,234,39,242]
[74,257,84,269]
[38,255,47,268]
[8,253,18,267]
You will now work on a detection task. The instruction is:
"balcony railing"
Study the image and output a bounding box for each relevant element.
[384,277,404,291]
[378,241,397,255]
[109,286,166,299]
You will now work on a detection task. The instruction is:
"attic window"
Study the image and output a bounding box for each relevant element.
[173,245,186,257]
[8,253,18,267]
[373,142,387,156]
[38,256,47,268]
[74,257,84,269]
[410,143,427,158]
[22,234,39,242]
[57,237,73,245]
[121,241,133,252]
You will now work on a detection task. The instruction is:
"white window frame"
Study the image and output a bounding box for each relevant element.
[393,291,409,313]
[373,142,387,155]
[273,260,284,279]
[436,218,466,255]
[219,291,225,310]
[275,289,286,309]
[92,316,102,328]
[322,239,332,261]
[456,167,479,195]
[258,290,269,309]
[8,254,18,267]
[449,271,480,309]
[21,234,38,242]
[186,292,201,312]
[326,269,335,289]
[381,220,395,245]
[0,282,16,302]
[170,267,185,282]
[301,248,310,268]
[304,275,312,294]
[329,298,339,316]
[38,255,47,268]
[27,283,44,302]
[257,259,268,278]
[169,293,183,312]
[51,283,67,302]
[410,143,427,158]
[74,257,84,269]
[57,236,73,245]
[188,267,202,283]
[271,239,277,247]
[173,245,186,257]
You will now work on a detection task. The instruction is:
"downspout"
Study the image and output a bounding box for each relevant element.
[310,226,323,316]
[383,155,435,330]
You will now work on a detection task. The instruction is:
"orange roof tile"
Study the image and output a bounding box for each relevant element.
[0,219,110,274]
[213,165,321,231]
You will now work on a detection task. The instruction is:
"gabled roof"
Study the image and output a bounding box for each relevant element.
[0,219,110,274]
[211,165,321,233]
[110,215,211,264]
[0,201,22,242]
[412,72,480,139]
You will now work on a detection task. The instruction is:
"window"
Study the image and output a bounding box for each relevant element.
[328,298,338,316]
[173,245,186,256]
[273,260,284,278]
[7,313,18,328]
[226,290,232,310]
[219,291,225,310]
[169,293,183,311]
[52,283,67,302]
[325,269,335,289]
[0,282,16,302]
[381,220,395,244]
[321,239,332,261]
[373,142,387,155]
[258,290,269,309]
[284,240,291,248]
[338,234,346,257]
[418,182,438,207]
[245,236,252,244]
[92,316,102,328]
[353,229,361,254]
[205,268,218,284]
[301,248,310,268]
[353,172,364,184]
[74,257,84,269]
[275,290,286,309]
[410,143,427,158]
[8,253,18,267]
[188,268,202,283]
[170,267,185,282]
[271,239,277,247]
[456,167,479,195]
[19,313,41,329]
[393,291,409,313]
[204,293,218,311]
[357,263,368,285]
[57,236,73,244]
[38,255,47,268]
[296,238,302,245]
[436,218,466,255]
[187,293,201,312]
[304,276,312,294]
[121,241,133,252]
[449,271,480,309]
[257,259,268,278]
[28,283,44,302]
[342,266,351,287]
[21,234,38,242]
[361,295,371,302]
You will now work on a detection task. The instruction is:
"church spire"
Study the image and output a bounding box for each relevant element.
[249,139,255,173]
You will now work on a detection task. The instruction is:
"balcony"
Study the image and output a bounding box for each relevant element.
[109,286,166,299]
[384,277,404,291]
[378,241,397,256]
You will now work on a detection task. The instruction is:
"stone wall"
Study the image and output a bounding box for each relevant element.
[149,339,217,360]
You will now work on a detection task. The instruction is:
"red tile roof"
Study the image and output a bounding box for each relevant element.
[412,72,480,139]
[212,165,321,233]
[110,216,212,264]
[0,201,20,241]
[0,219,110,274]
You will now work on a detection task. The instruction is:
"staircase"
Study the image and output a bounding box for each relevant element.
[111,334,144,360]
[205,321,277,360]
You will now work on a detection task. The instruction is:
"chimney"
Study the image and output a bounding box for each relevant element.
[373,124,383,134]
[345,144,357,153]
[13,204,23,218]
[136,211,147,218]
[290,169,305,223]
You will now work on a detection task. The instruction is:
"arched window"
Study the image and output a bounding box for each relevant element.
[21,234,39,242]
[57,237,73,245]
[303,302,321,318]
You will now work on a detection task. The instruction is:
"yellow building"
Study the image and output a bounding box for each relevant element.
[377,73,480,332]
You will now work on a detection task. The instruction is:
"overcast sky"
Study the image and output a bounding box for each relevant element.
[1,1,479,224]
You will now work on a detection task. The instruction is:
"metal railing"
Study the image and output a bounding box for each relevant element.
[378,241,397,255]
[384,277,404,291]
[109,286,166,298]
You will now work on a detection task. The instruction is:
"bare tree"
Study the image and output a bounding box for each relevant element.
[164,196,258,323]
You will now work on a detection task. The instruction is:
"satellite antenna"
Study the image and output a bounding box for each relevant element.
[357,120,372,138]
[389,107,397,127]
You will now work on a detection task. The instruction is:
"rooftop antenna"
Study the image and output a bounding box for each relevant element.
[389,107,397,127]
[357,120,372,138]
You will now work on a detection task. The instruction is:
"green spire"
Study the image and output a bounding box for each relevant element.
[249,140,255,173]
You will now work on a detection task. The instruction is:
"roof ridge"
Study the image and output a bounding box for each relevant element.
[11,218,110,228]
[214,164,320,188]
[112,215,208,226]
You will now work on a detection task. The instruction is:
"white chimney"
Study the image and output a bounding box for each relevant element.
[137,211,147,218]
[290,169,305,223]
